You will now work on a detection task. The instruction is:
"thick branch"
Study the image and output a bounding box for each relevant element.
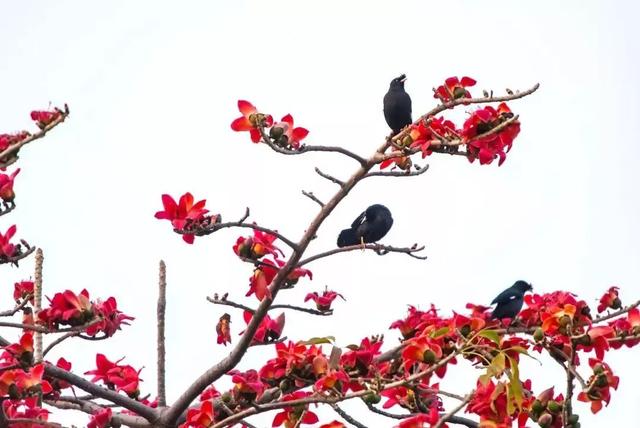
[298,243,427,267]
[34,248,44,362]
[43,365,159,422]
[157,260,167,407]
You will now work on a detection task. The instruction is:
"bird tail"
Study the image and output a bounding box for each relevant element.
[337,228,359,247]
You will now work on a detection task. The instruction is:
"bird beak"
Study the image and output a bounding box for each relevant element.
[400,76,407,83]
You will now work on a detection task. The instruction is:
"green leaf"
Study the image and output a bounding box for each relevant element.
[507,355,524,411]
[430,326,451,339]
[297,336,336,345]
[477,329,501,345]
[486,352,506,378]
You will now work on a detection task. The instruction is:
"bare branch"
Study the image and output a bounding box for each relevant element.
[434,392,473,428]
[207,295,333,318]
[332,404,367,428]
[0,241,35,266]
[45,398,150,428]
[302,190,325,207]
[315,167,345,187]
[0,298,31,317]
[298,243,427,267]
[0,201,16,218]
[42,331,79,357]
[157,260,167,407]
[363,164,429,179]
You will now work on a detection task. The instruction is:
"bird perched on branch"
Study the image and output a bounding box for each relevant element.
[337,204,394,247]
[383,74,412,134]
[490,280,533,320]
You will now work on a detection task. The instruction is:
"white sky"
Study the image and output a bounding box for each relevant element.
[1,0,639,426]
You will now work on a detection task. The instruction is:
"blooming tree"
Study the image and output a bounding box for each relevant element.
[0,78,638,428]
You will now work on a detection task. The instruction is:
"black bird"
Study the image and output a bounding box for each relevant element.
[337,204,394,247]
[490,280,533,320]
[383,74,412,134]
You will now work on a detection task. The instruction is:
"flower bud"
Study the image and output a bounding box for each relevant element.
[547,400,562,413]
[270,126,284,139]
[422,350,437,364]
[611,297,622,309]
[531,399,544,414]
[363,392,382,404]
[401,135,413,147]
[568,414,579,424]
[453,87,467,99]
[537,412,553,427]
[533,327,544,342]
[595,373,609,387]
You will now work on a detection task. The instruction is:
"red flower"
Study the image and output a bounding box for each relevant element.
[272,391,319,427]
[2,332,34,366]
[155,193,209,244]
[271,114,309,150]
[0,225,19,259]
[233,229,283,260]
[380,155,412,171]
[0,132,29,152]
[85,354,142,398]
[37,289,93,329]
[577,358,619,413]
[304,290,344,311]
[229,369,266,401]
[434,76,476,101]
[402,336,443,370]
[242,310,285,344]
[181,400,215,428]
[248,259,278,301]
[230,100,273,143]
[86,297,134,337]
[597,286,621,313]
[394,410,439,428]
[13,280,34,304]
[88,407,112,428]
[541,303,576,334]
[319,422,346,428]
[49,358,73,391]
[462,103,520,166]
[0,168,20,202]
[2,397,49,427]
[30,109,62,128]
[340,337,383,374]
[16,364,53,395]
[216,313,231,346]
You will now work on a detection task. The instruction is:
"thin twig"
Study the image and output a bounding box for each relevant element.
[434,392,473,428]
[42,331,79,357]
[157,260,167,407]
[297,243,427,267]
[315,167,345,187]
[45,398,150,428]
[363,164,430,179]
[302,190,325,207]
[332,404,367,428]
[182,219,298,251]
[207,296,333,316]
[0,298,31,317]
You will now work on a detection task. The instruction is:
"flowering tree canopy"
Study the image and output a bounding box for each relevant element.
[0,78,638,428]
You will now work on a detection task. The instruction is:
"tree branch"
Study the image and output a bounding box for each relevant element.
[315,167,345,187]
[34,248,44,363]
[43,365,159,422]
[363,164,429,179]
[45,398,151,428]
[297,243,427,267]
[157,260,167,407]
[301,190,325,207]
[0,105,70,168]
[332,404,367,428]
[0,298,31,317]
[434,392,473,428]
[261,130,367,165]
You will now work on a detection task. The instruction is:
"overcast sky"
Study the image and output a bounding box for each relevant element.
[1,0,639,426]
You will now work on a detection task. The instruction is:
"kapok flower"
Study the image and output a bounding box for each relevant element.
[578,358,619,413]
[242,310,285,344]
[233,229,283,260]
[230,100,273,143]
[402,336,443,370]
[88,407,112,428]
[86,297,134,337]
[13,280,34,304]
[1,332,34,367]
[434,76,477,101]
[319,422,346,428]
[272,391,319,427]
[304,290,344,311]
[2,397,50,426]
[0,225,19,259]
[270,114,309,150]
[85,354,142,398]
[541,303,577,334]
[229,369,266,402]
[37,289,94,329]
[30,109,62,128]
[380,155,412,171]
[0,168,20,202]
[597,286,621,313]
[154,192,209,244]
[181,400,214,428]
[216,313,231,346]
[462,103,520,166]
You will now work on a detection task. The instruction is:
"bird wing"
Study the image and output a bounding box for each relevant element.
[491,288,521,305]
[350,211,367,229]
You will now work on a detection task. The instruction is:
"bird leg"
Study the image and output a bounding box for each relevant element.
[360,236,366,252]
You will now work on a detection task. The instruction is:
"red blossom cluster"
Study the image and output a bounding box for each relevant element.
[155,192,220,244]
[0,168,19,203]
[85,354,143,398]
[231,100,309,150]
[434,76,477,101]
[304,289,344,311]
[0,224,22,261]
[37,289,133,337]
[30,109,63,129]
[13,280,34,304]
